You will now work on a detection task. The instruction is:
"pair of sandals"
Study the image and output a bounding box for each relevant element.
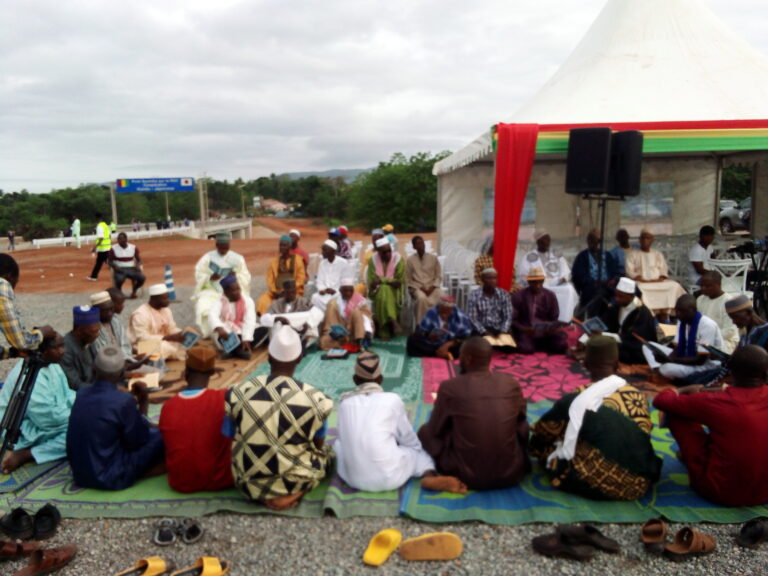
[115,556,231,576]
[641,518,716,561]
[153,519,204,546]
[532,524,620,561]
[363,530,463,566]
[0,504,61,541]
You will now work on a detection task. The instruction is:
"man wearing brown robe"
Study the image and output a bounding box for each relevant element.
[417,337,530,490]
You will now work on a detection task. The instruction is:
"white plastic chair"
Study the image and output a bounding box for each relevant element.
[707,257,752,297]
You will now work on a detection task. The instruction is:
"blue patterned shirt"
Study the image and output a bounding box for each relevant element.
[417,306,475,345]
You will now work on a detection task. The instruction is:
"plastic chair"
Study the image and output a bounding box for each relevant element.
[707,257,752,296]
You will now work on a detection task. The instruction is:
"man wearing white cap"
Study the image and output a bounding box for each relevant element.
[310,239,351,312]
[467,267,515,349]
[128,284,186,361]
[319,277,373,350]
[585,277,658,364]
[193,232,251,337]
[288,228,309,273]
[91,290,134,361]
[225,324,333,510]
[518,229,578,322]
[366,237,405,339]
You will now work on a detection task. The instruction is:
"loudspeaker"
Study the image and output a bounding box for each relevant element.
[608,130,643,197]
[565,128,612,196]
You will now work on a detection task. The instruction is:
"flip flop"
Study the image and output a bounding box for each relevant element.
[0,508,34,541]
[169,557,231,576]
[664,527,716,562]
[531,532,595,562]
[399,532,463,561]
[178,518,204,545]
[362,529,402,566]
[735,518,768,549]
[153,519,177,546]
[114,556,172,576]
[33,504,61,540]
[557,524,620,553]
[11,545,77,576]
[0,541,40,559]
[641,517,668,554]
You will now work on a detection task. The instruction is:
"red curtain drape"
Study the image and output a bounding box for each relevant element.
[493,123,540,290]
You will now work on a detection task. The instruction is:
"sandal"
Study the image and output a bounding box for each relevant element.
[11,545,77,576]
[0,541,40,560]
[664,527,716,562]
[557,524,620,553]
[399,532,463,561]
[178,518,204,545]
[0,508,34,541]
[363,529,402,566]
[735,518,768,549]
[169,556,231,576]
[114,556,172,576]
[531,532,594,562]
[153,519,177,546]
[641,517,668,554]
[33,504,61,540]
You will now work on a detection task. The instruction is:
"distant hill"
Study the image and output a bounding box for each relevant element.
[280,168,372,183]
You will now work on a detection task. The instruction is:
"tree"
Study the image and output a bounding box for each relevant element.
[721,164,752,202]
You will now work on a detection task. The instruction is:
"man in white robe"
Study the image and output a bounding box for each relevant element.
[208,276,257,359]
[518,230,578,322]
[310,240,351,312]
[193,232,251,337]
[128,284,186,361]
[696,271,739,353]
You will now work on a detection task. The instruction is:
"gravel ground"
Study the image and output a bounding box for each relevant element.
[2,286,768,575]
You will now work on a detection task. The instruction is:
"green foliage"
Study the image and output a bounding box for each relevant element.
[721,164,752,202]
[347,151,450,232]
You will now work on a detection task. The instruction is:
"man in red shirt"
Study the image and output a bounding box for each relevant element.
[653,345,768,506]
[159,346,233,493]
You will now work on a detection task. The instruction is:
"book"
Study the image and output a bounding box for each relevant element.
[181,327,201,349]
[572,316,608,335]
[322,348,349,360]
[136,339,163,361]
[221,332,241,354]
[702,344,732,364]
[209,261,233,278]
[128,371,161,390]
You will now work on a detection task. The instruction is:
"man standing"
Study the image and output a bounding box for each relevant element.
[193,232,251,337]
[688,225,716,286]
[226,325,333,510]
[418,338,530,490]
[406,236,443,325]
[209,276,257,360]
[697,271,739,353]
[61,306,101,390]
[518,230,578,322]
[467,268,514,349]
[726,295,768,350]
[653,345,768,506]
[87,213,112,281]
[128,284,186,361]
[109,232,145,298]
[71,215,81,249]
[572,229,619,311]
[407,295,475,360]
[319,278,373,351]
[0,254,54,354]
[159,346,234,493]
[310,240,351,312]
[511,268,567,355]
[367,238,405,339]
[6,229,15,252]
[257,235,306,316]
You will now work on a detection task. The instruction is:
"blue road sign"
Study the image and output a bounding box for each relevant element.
[116,177,195,193]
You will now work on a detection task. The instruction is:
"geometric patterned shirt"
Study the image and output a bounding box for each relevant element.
[0,278,43,351]
[225,374,333,501]
[467,287,513,334]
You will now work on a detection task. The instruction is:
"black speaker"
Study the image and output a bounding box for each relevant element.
[565,127,612,195]
[608,130,643,197]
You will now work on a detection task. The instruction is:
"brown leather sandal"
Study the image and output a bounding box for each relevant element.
[11,545,77,576]
[640,517,668,554]
[663,527,715,562]
[0,541,40,559]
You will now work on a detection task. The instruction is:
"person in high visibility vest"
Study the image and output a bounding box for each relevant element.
[87,213,112,281]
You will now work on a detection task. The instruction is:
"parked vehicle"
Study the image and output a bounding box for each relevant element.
[719,198,751,233]
[719,199,738,211]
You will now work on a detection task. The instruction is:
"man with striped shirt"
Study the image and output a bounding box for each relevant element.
[109,232,145,298]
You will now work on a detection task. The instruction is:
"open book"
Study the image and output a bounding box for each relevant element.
[571,316,608,336]
[128,371,161,390]
[209,261,233,278]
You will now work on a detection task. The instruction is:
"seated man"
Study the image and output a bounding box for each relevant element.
[609,228,632,277]
[288,228,309,273]
[418,337,530,490]
[66,346,165,490]
[209,276,257,360]
[159,346,233,493]
[406,235,443,324]
[329,227,352,259]
[367,238,405,339]
[225,325,333,510]
[108,232,145,298]
[511,268,567,355]
[467,267,515,349]
[473,237,495,285]
[518,229,578,321]
[356,229,384,297]
[653,345,768,506]
[61,305,101,390]
[128,284,186,361]
[726,294,768,351]
[688,225,716,287]
[530,336,662,500]
[643,294,724,384]
[625,229,686,320]
[572,229,619,312]
[697,271,739,353]
[256,235,306,316]
[585,277,657,365]
[261,279,323,346]
[193,232,251,337]
[0,333,75,473]
[91,290,135,361]
[406,295,475,360]
[335,352,466,493]
[310,240,351,312]
[319,277,373,351]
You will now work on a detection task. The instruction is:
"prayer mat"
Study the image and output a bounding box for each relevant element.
[401,401,768,525]
[617,363,675,396]
[254,337,423,402]
[422,350,590,404]
[0,459,63,494]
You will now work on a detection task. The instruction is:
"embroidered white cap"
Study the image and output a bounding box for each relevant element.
[268,324,303,362]
[323,239,338,251]
[616,277,637,294]
[148,284,168,296]
[90,291,111,305]
[375,237,390,248]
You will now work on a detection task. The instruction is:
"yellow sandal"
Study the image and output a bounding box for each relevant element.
[114,556,172,576]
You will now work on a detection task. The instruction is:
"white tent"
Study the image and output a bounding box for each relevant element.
[435,0,768,246]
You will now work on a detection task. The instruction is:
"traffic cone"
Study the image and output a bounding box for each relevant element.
[164,264,177,301]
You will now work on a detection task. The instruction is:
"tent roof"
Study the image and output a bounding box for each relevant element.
[435,0,768,176]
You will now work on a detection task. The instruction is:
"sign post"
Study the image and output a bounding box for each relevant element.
[115,177,195,194]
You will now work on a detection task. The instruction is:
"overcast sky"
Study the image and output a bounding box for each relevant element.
[2,0,767,193]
